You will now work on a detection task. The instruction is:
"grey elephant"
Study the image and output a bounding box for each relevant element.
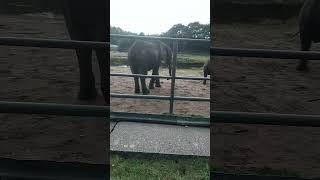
[203,60,210,85]
[61,0,109,105]
[296,0,320,71]
[128,40,172,95]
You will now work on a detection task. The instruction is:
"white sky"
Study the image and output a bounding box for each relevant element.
[110,0,210,35]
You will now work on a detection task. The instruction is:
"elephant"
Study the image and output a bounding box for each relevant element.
[127,39,172,95]
[61,0,109,105]
[296,0,320,71]
[203,60,210,85]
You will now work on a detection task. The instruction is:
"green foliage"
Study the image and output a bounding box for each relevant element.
[162,22,210,40]
[111,22,210,54]
[161,22,210,54]
[111,154,209,180]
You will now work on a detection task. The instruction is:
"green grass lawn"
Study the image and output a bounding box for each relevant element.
[110,153,209,180]
[110,152,303,180]
[110,51,209,68]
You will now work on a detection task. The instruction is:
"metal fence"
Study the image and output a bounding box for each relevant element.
[2,35,320,179]
[0,35,210,179]
[110,34,210,114]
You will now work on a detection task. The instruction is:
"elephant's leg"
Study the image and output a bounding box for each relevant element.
[130,67,140,94]
[62,17,97,100]
[149,70,155,89]
[95,49,109,104]
[154,68,161,87]
[203,71,208,85]
[91,25,109,105]
[297,36,312,71]
[140,70,150,95]
[134,77,140,94]
[76,48,97,100]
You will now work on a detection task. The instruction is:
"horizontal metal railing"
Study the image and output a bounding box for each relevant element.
[211,111,320,127]
[0,37,109,49]
[211,47,320,59]
[110,93,210,102]
[111,73,210,81]
[111,34,210,42]
[0,101,109,117]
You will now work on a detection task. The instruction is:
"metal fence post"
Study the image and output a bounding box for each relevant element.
[169,40,178,114]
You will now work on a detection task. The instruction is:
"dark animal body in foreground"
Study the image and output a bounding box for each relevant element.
[297,0,320,71]
[128,40,172,95]
[61,0,109,105]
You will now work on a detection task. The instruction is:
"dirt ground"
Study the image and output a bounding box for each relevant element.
[211,19,320,178]
[0,13,210,165]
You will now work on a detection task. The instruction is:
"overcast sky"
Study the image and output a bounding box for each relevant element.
[110,0,210,35]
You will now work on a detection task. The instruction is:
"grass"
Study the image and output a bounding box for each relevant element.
[110,153,209,180]
[110,51,209,68]
[110,151,303,180]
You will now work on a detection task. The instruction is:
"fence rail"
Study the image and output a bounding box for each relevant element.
[111,34,210,42]
[0,37,109,49]
[0,101,109,117]
[111,73,210,80]
[110,93,210,102]
[211,47,320,59]
[211,111,320,127]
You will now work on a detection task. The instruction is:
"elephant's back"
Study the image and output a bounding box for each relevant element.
[127,40,160,68]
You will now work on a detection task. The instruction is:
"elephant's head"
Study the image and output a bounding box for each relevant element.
[159,42,173,79]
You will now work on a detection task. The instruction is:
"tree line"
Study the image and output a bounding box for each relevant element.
[111,22,210,54]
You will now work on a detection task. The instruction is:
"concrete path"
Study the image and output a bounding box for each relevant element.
[110,121,209,157]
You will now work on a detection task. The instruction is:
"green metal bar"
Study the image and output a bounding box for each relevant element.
[110,111,209,127]
[110,93,209,102]
[110,73,210,81]
[111,34,210,42]
[174,96,210,102]
[0,37,108,49]
[0,101,109,117]
[170,41,178,114]
[111,93,170,100]
[212,111,320,127]
[211,47,320,60]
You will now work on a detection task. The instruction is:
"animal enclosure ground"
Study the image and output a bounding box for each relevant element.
[212,18,320,178]
[0,13,209,165]
[111,66,210,116]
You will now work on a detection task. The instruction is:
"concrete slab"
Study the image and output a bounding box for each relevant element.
[110,122,209,156]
